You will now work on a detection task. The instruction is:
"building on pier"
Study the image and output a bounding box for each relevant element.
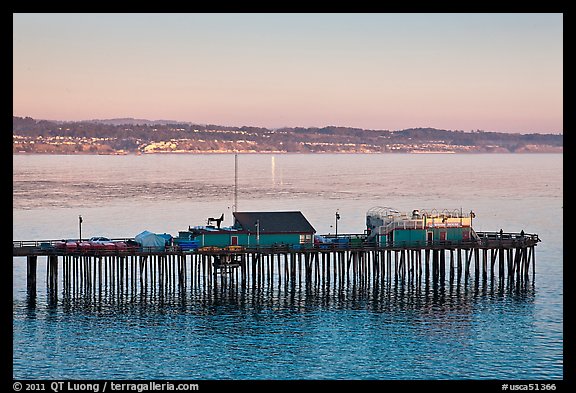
[366,206,477,247]
[179,211,316,248]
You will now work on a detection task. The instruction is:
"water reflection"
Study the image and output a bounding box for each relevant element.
[14,258,547,380]
[18,274,535,318]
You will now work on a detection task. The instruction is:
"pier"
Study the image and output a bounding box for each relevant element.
[14,232,539,304]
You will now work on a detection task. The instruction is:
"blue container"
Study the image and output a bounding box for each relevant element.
[175,239,199,251]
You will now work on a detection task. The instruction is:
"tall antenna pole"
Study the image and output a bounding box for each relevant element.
[234,153,238,212]
[78,215,83,242]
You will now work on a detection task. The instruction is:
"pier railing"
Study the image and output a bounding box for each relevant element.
[379,220,425,234]
[475,231,540,245]
[13,231,540,257]
[12,238,135,248]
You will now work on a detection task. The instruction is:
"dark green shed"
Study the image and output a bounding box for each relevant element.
[232,211,316,246]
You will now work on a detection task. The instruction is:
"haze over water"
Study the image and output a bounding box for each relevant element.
[13,153,562,380]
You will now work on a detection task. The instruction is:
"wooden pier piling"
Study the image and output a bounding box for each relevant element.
[14,233,540,304]
[26,255,37,293]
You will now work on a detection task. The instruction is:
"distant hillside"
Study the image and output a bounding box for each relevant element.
[88,118,189,126]
[12,116,563,154]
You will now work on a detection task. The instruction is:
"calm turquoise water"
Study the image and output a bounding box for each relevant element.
[13,154,563,380]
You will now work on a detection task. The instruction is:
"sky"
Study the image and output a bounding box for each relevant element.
[13,13,563,133]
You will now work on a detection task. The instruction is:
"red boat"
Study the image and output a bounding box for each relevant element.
[88,241,116,251]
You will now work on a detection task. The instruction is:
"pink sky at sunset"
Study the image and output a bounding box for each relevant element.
[13,13,563,133]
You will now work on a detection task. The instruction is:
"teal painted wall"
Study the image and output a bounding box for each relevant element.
[379,234,388,247]
[387,227,468,246]
[195,232,310,247]
[250,234,303,246]
[197,233,231,247]
[393,229,427,247]
[429,227,468,242]
[368,227,471,247]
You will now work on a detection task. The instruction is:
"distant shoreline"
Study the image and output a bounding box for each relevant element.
[12,149,563,155]
[13,116,563,155]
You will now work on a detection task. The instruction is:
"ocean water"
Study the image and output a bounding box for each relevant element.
[12,153,563,380]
